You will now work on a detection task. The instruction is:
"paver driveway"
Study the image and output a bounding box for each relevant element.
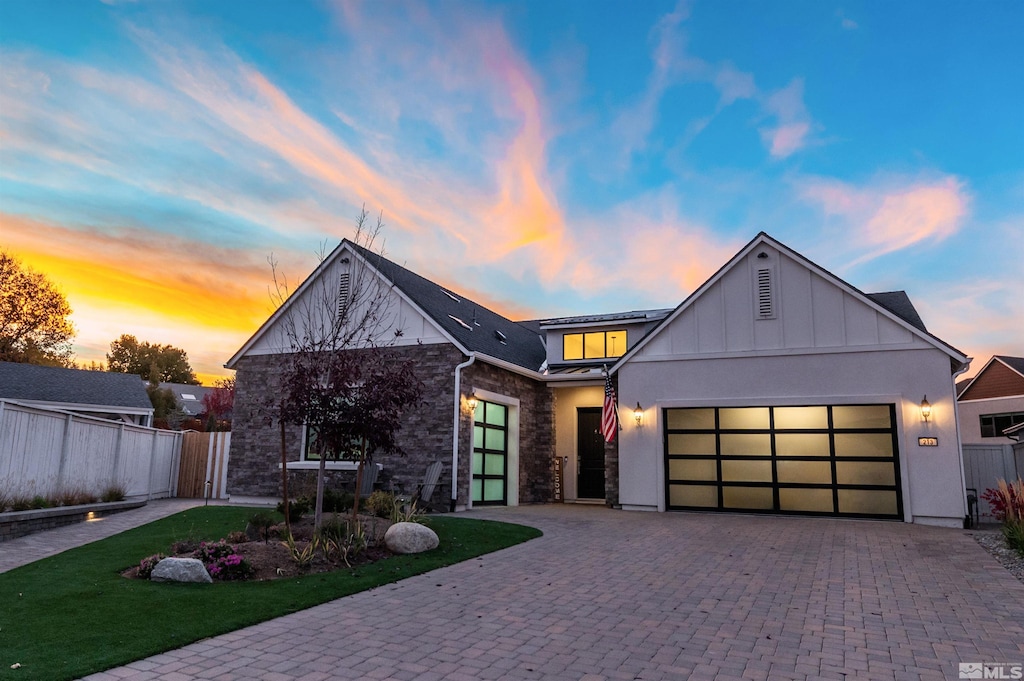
[87,505,1024,681]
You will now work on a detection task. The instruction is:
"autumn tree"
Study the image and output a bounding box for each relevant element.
[106,334,199,384]
[0,251,76,366]
[270,209,423,528]
[201,377,235,431]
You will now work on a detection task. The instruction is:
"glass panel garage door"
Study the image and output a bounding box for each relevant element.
[664,405,902,519]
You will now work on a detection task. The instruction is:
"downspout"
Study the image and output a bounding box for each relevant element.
[451,353,477,512]
[951,358,973,525]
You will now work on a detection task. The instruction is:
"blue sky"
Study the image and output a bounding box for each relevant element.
[1,0,1021,382]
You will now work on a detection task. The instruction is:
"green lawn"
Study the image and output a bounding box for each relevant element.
[0,506,541,681]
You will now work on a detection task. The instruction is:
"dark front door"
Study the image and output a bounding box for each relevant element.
[577,408,606,499]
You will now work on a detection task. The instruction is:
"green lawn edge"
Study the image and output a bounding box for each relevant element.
[0,506,542,681]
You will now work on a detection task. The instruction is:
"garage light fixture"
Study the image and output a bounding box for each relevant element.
[920,396,932,423]
[634,402,643,426]
[467,392,479,413]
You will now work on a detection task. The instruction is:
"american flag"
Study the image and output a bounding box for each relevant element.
[601,368,618,443]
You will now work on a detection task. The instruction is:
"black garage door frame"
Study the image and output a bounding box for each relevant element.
[663,403,904,520]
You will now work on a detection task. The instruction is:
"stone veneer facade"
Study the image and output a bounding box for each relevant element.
[229,343,557,509]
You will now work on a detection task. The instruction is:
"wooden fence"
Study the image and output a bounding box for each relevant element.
[0,399,181,500]
[962,443,1024,520]
[176,431,231,499]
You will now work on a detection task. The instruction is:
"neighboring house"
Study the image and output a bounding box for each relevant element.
[956,356,1024,444]
[0,361,154,425]
[157,382,216,417]
[227,232,970,526]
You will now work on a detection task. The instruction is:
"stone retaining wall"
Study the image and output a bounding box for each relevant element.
[0,500,147,542]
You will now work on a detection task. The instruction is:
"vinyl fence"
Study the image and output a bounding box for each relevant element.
[0,399,182,500]
[962,442,1024,520]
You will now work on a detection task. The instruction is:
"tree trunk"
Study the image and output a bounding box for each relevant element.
[315,452,327,529]
[351,439,368,525]
[280,420,291,536]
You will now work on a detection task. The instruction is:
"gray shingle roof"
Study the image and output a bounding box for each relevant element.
[997,356,1024,376]
[0,362,153,411]
[348,241,547,371]
[865,291,927,333]
[159,382,216,416]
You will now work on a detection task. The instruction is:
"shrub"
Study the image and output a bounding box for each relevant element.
[30,495,51,509]
[322,487,354,513]
[54,485,98,507]
[193,540,253,581]
[9,496,34,512]
[225,530,248,544]
[170,539,199,555]
[246,511,276,543]
[1004,521,1024,558]
[366,491,397,518]
[137,554,166,580]
[276,497,310,522]
[0,489,10,513]
[100,482,127,503]
[982,478,1024,523]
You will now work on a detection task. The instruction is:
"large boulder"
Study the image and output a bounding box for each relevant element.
[384,522,439,554]
[151,557,213,583]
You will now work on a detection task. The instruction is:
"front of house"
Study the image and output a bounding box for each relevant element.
[226,233,971,527]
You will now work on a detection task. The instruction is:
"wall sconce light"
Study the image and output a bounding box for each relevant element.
[920,396,931,423]
[467,392,479,412]
[634,402,643,426]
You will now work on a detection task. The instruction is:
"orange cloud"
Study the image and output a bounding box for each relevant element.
[1,212,307,381]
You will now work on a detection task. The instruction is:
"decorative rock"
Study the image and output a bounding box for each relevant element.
[151,557,213,583]
[384,522,439,554]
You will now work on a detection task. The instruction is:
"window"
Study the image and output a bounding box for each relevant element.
[980,412,1024,438]
[562,330,627,360]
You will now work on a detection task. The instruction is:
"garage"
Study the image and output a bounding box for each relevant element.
[664,404,903,519]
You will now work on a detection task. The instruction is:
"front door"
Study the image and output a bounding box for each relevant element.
[472,400,508,505]
[577,408,606,499]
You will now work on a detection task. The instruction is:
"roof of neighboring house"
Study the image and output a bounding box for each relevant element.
[957,355,1024,401]
[346,241,547,371]
[0,362,154,412]
[158,382,215,416]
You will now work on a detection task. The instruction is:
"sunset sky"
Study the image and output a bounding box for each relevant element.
[1,1,1021,385]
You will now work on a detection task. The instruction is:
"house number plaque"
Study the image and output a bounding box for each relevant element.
[918,437,938,447]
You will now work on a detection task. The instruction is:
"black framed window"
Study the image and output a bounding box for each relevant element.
[980,412,1024,438]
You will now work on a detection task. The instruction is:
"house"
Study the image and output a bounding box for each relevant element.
[226,232,971,526]
[157,382,216,417]
[0,361,154,425]
[956,356,1024,444]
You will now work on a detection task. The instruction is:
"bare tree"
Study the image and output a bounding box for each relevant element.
[267,209,422,528]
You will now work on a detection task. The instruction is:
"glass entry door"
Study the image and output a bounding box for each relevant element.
[472,400,508,505]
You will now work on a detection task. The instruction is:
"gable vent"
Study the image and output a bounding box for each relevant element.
[338,272,351,317]
[756,268,774,319]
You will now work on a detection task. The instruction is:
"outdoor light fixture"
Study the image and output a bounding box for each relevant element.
[634,402,643,426]
[467,392,479,412]
[920,396,932,423]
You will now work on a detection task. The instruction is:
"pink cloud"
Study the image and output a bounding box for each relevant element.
[760,78,812,158]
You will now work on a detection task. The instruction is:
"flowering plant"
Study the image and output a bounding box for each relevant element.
[192,540,254,581]
[138,553,166,580]
[981,479,1024,522]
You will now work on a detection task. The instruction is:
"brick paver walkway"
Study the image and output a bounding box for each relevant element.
[0,498,204,574]
[81,505,1024,680]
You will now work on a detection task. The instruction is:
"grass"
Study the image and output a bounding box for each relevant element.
[0,506,542,681]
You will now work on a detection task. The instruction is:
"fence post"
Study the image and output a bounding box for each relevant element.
[147,430,159,500]
[112,423,125,486]
[170,431,182,497]
[56,412,74,494]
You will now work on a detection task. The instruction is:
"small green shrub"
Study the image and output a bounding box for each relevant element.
[276,497,310,522]
[392,499,427,524]
[1003,520,1024,558]
[247,511,276,543]
[282,533,318,568]
[137,553,166,580]
[322,487,354,513]
[366,490,397,518]
[31,495,51,509]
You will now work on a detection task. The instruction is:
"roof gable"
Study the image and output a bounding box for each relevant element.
[614,232,967,370]
[228,240,546,372]
[0,362,153,411]
[958,355,1024,401]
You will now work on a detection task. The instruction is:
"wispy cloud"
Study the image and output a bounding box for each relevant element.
[760,79,813,158]
[799,174,969,265]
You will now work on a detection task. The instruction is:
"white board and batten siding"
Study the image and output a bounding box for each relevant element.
[242,248,450,358]
[616,240,967,526]
[0,400,182,500]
